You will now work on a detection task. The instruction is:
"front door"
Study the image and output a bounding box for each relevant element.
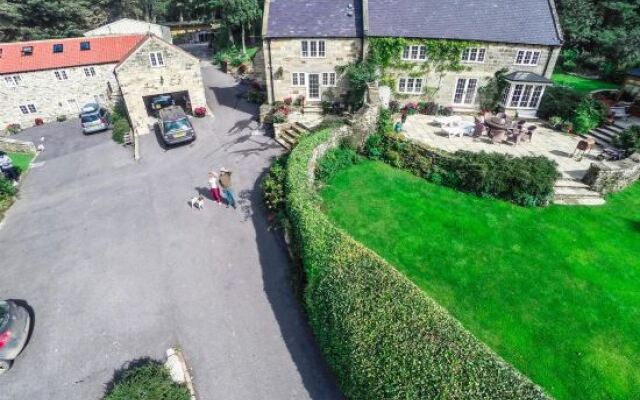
[307,73,320,101]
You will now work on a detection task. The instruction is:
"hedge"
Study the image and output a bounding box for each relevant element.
[365,132,559,207]
[286,128,550,399]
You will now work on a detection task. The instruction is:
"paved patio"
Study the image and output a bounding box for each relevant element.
[403,114,602,180]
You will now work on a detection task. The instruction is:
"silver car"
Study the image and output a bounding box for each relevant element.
[0,300,31,374]
[80,103,111,134]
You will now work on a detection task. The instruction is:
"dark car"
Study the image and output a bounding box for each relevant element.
[157,106,196,145]
[80,103,111,134]
[150,95,175,114]
[0,300,31,374]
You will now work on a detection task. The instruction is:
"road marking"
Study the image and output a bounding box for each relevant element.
[31,161,46,168]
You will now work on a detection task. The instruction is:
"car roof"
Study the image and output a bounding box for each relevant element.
[159,106,187,120]
[80,103,101,114]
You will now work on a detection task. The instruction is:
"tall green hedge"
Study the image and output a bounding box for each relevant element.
[286,129,550,399]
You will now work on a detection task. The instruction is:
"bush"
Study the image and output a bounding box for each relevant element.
[262,154,288,215]
[103,359,190,400]
[548,116,563,130]
[0,177,17,199]
[111,119,129,144]
[5,124,21,135]
[316,146,361,182]
[388,100,400,113]
[537,86,584,120]
[285,129,551,399]
[612,126,640,155]
[477,68,509,112]
[572,97,608,134]
[56,115,67,122]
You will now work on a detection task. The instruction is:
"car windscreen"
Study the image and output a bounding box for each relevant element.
[0,301,9,330]
[81,114,100,123]
[164,118,191,133]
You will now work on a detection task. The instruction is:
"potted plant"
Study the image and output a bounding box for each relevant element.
[548,116,563,130]
[6,123,21,135]
[34,117,44,126]
[389,100,400,113]
[283,96,293,106]
[194,107,207,117]
[562,121,574,134]
[56,115,67,122]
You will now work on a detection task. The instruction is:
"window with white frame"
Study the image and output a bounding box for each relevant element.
[83,67,96,77]
[398,77,423,94]
[322,72,336,87]
[54,70,69,80]
[453,78,479,105]
[504,83,546,108]
[461,48,486,63]
[149,51,165,67]
[291,72,306,86]
[19,103,37,115]
[514,49,541,66]
[402,45,427,61]
[300,40,326,58]
[4,75,22,87]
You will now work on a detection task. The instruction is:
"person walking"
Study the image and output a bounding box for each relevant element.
[219,168,236,209]
[0,151,19,185]
[208,171,223,205]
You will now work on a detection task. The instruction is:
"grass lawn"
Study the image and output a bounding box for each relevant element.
[8,151,36,173]
[321,160,640,400]
[552,73,619,94]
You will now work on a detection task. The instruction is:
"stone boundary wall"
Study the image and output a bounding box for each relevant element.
[0,137,36,154]
[307,126,351,181]
[582,153,640,194]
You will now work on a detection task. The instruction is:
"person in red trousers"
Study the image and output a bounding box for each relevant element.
[208,171,223,205]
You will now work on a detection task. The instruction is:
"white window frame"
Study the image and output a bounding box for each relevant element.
[452,78,479,105]
[149,51,165,67]
[83,67,96,77]
[19,103,38,115]
[461,48,486,63]
[54,70,69,81]
[398,77,423,94]
[402,45,427,61]
[4,75,22,87]
[322,72,337,87]
[514,49,542,66]
[291,72,306,87]
[503,83,547,109]
[300,40,326,58]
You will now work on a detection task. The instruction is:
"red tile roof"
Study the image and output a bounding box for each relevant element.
[0,35,146,74]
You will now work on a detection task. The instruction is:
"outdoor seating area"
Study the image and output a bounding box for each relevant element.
[403,113,604,180]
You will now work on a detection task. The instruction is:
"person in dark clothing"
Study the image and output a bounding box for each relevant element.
[0,151,19,183]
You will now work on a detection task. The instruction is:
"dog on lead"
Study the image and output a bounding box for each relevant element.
[189,195,205,210]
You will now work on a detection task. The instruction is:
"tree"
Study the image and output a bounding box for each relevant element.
[217,0,261,53]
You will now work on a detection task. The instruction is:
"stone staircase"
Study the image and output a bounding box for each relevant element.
[303,102,324,115]
[586,121,626,147]
[553,179,605,206]
[274,121,311,150]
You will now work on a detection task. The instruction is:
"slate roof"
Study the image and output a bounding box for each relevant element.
[504,71,552,84]
[0,35,145,74]
[628,68,640,78]
[265,0,363,38]
[368,0,562,45]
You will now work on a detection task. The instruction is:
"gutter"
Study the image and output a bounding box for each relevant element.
[362,0,369,59]
[262,0,275,104]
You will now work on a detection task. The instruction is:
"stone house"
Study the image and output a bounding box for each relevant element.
[85,18,173,44]
[0,34,207,135]
[262,0,563,117]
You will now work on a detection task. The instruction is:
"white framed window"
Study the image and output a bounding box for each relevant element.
[54,70,69,80]
[83,67,96,77]
[149,51,165,67]
[291,72,306,86]
[453,78,479,105]
[398,77,423,94]
[515,49,541,66]
[505,83,546,109]
[322,72,336,87]
[402,45,427,61]
[19,103,37,115]
[300,40,326,58]
[4,75,21,87]
[461,48,486,63]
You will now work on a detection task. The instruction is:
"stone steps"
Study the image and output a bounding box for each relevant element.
[274,122,310,150]
[553,179,605,206]
[586,122,626,146]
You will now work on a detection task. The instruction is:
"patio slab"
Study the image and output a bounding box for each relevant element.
[402,114,603,180]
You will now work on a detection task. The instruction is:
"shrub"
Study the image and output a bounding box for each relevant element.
[262,154,289,216]
[103,359,190,400]
[56,115,67,122]
[388,100,400,113]
[537,86,584,120]
[612,126,640,155]
[247,89,266,104]
[0,177,17,199]
[572,97,608,134]
[316,146,361,182]
[5,124,21,135]
[477,68,509,112]
[283,96,293,106]
[270,111,287,124]
[111,118,130,144]
[562,121,574,134]
[376,107,393,135]
[548,116,563,130]
[294,95,305,107]
[285,129,551,399]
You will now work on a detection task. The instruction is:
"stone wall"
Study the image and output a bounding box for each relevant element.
[0,63,119,129]
[115,36,207,135]
[265,38,362,104]
[582,153,640,194]
[0,137,36,153]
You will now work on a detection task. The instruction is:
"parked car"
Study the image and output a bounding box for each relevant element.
[0,300,31,374]
[80,103,111,134]
[157,106,196,145]
[150,95,175,114]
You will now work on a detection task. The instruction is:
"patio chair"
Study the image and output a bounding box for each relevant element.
[473,120,487,137]
[490,129,507,144]
[509,131,524,145]
[597,147,625,161]
[524,126,537,142]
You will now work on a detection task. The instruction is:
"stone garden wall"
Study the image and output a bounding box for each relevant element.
[0,137,36,153]
[582,153,640,194]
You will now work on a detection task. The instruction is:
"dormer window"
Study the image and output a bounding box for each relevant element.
[149,51,165,67]
[80,41,91,51]
[21,46,33,56]
[53,44,63,53]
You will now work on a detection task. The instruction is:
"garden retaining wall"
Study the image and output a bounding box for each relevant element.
[582,153,640,194]
[0,137,36,154]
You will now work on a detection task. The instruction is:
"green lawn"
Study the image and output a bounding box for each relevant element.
[552,73,619,94]
[8,151,35,173]
[321,161,640,400]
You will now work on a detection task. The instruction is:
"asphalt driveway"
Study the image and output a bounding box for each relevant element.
[0,62,342,399]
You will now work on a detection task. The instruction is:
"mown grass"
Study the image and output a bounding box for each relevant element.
[7,151,35,173]
[321,160,640,400]
[552,73,619,94]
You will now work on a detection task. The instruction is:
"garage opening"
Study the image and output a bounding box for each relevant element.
[142,91,192,117]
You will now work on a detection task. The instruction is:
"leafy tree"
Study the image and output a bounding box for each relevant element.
[215,0,261,53]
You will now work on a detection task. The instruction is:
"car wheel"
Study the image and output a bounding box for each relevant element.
[0,360,12,375]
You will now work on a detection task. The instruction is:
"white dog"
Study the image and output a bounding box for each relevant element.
[189,195,205,210]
